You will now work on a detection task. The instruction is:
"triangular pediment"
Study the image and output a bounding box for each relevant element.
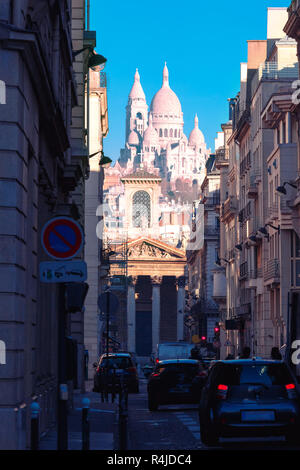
[125,237,186,260]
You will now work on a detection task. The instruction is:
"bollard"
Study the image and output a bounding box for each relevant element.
[118,376,128,450]
[82,397,90,450]
[30,402,40,450]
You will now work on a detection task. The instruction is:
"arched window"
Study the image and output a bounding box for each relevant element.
[159,129,163,137]
[132,191,151,228]
[164,129,168,137]
[174,129,177,138]
[136,112,142,119]
[170,129,173,137]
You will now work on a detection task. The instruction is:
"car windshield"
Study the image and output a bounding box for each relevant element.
[100,356,132,369]
[219,364,293,387]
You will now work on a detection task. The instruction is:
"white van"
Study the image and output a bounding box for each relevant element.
[154,342,194,363]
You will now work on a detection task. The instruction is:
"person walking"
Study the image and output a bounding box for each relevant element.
[271,347,282,360]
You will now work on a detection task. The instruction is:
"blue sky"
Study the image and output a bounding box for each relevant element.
[90,1,290,160]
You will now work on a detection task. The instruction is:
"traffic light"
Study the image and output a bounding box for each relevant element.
[214,323,220,339]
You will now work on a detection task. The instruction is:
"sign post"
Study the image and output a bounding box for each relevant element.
[41,217,85,450]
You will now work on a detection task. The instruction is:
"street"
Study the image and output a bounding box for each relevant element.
[127,376,300,451]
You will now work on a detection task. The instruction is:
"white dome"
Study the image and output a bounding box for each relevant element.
[150,63,182,116]
[128,130,139,146]
[189,114,205,147]
[143,115,159,144]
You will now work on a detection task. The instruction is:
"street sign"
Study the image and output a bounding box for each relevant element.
[98,292,119,314]
[41,217,84,260]
[40,261,87,283]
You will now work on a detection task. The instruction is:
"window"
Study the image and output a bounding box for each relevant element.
[132,191,151,228]
[291,232,300,287]
[159,129,163,137]
[164,129,168,137]
[136,112,142,119]
[174,129,177,138]
[170,129,173,137]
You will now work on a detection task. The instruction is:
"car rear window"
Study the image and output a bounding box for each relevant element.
[100,356,132,369]
[217,363,293,387]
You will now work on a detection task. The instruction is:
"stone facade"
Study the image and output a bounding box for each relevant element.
[214,7,300,361]
[0,0,87,449]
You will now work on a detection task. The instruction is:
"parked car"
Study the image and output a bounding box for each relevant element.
[93,353,139,393]
[199,359,300,446]
[153,342,195,364]
[147,359,207,411]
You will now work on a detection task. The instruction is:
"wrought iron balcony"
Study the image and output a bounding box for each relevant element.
[240,261,248,280]
[221,196,237,221]
[264,259,280,283]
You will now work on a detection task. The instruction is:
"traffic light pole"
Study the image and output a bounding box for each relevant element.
[57,283,68,450]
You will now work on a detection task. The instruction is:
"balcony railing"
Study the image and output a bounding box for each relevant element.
[221,196,237,219]
[240,262,248,280]
[204,226,220,237]
[204,196,220,207]
[100,71,107,88]
[264,259,280,282]
[252,62,298,96]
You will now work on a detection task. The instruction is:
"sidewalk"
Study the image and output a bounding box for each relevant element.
[39,382,117,450]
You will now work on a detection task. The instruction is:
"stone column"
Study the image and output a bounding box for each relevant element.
[152,276,162,353]
[177,276,186,341]
[127,277,137,352]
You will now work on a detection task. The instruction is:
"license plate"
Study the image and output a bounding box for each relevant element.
[241,410,275,422]
[169,385,190,393]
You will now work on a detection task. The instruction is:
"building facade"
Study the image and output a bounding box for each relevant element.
[0,0,89,449]
[215,7,300,360]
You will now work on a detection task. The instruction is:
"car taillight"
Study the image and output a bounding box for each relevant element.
[286,383,297,399]
[217,384,228,400]
[96,366,100,373]
[156,358,159,364]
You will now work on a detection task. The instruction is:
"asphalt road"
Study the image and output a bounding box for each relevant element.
[127,376,300,451]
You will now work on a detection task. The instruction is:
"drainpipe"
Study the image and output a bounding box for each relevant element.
[287,112,292,144]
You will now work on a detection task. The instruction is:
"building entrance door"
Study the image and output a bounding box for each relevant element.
[135,310,152,356]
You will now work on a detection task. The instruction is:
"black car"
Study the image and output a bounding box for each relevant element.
[199,359,300,446]
[147,359,207,411]
[93,353,139,393]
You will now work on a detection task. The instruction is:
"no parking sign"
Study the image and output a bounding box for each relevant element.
[41,217,84,260]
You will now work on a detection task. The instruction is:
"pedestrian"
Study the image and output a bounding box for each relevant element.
[225,354,234,360]
[240,346,251,359]
[190,344,201,360]
[271,347,282,360]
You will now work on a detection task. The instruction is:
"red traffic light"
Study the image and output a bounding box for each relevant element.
[214,327,220,333]
[201,336,206,341]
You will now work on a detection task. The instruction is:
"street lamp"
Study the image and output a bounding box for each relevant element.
[249,235,258,243]
[276,181,297,195]
[73,46,107,70]
[88,150,112,168]
[215,256,230,267]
